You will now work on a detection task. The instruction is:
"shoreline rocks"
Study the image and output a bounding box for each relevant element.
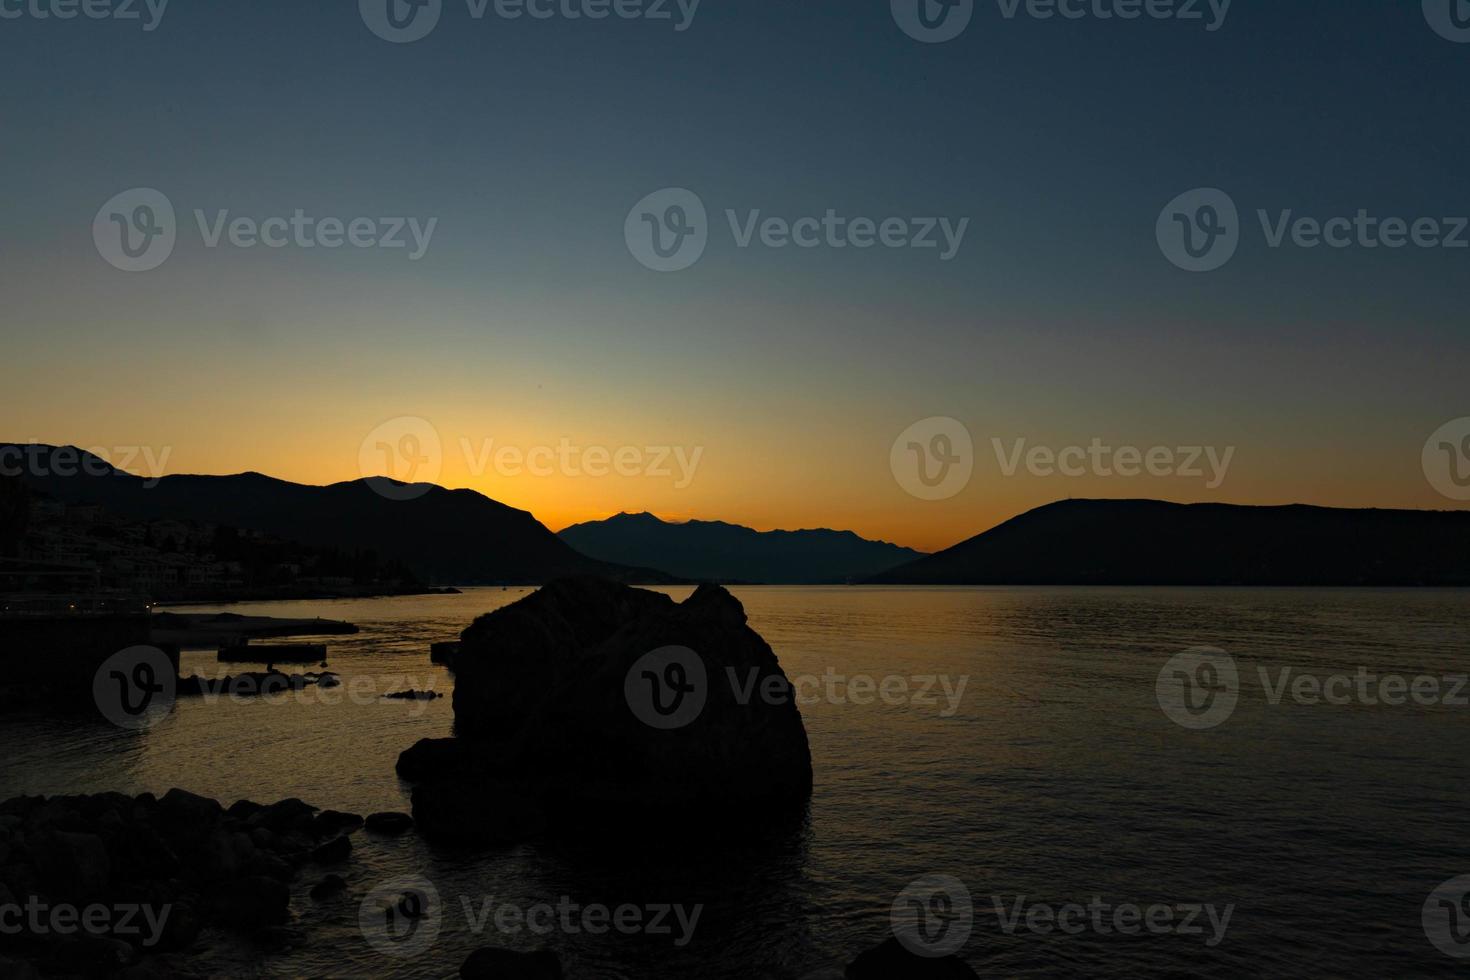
[0,789,372,975]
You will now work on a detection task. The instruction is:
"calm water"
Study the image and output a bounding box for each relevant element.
[3,587,1469,978]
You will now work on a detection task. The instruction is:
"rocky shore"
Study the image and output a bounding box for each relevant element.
[0,790,385,977]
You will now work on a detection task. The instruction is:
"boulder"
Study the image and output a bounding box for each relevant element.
[460,947,563,980]
[309,835,352,864]
[845,938,978,978]
[248,799,317,835]
[29,830,110,902]
[208,875,289,930]
[395,737,480,782]
[363,812,413,835]
[403,578,812,842]
[309,873,347,901]
[313,810,364,836]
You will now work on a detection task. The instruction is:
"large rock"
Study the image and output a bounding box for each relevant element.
[845,938,979,978]
[403,578,812,842]
[460,947,563,979]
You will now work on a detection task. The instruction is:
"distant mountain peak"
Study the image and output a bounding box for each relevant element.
[559,513,925,584]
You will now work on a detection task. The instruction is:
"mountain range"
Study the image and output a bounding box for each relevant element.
[558,511,925,584]
[7,445,663,585]
[868,499,1470,586]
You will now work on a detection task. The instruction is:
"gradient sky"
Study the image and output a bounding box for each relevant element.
[2,0,1467,552]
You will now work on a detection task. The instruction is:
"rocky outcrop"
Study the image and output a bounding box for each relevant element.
[363,812,413,834]
[460,946,563,979]
[0,790,360,972]
[398,578,812,843]
[845,938,979,978]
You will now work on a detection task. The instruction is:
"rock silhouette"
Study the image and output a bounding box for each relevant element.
[845,937,979,977]
[0,789,367,972]
[460,946,563,979]
[400,577,812,843]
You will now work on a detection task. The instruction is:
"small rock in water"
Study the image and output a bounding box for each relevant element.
[309,835,352,864]
[845,937,978,978]
[309,873,348,901]
[314,809,364,835]
[460,946,563,979]
[364,811,414,834]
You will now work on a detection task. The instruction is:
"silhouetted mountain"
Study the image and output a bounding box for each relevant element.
[558,511,924,584]
[868,499,1470,586]
[7,445,668,585]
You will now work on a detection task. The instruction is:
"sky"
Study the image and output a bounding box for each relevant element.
[2,0,1468,553]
